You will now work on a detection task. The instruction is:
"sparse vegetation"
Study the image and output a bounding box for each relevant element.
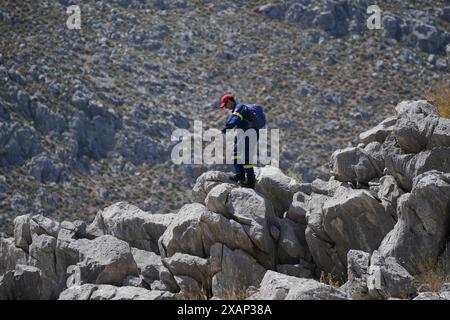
[0,148,6,158]
[426,83,450,119]
[287,171,303,183]
[320,271,341,288]
[177,288,209,300]
[414,257,450,292]
[217,290,249,300]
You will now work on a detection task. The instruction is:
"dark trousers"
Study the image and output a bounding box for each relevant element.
[232,130,259,182]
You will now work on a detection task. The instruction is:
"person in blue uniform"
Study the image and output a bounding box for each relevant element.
[219,94,259,189]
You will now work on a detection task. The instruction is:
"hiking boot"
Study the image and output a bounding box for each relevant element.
[239,179,255,189]
[229,173,245,182]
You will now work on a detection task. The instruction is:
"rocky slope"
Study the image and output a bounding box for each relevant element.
[1,99,449,300]
[0,0,449,234]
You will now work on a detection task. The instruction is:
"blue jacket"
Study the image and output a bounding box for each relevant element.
[221,103,254,133]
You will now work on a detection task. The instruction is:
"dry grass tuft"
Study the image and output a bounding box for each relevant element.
[425,84,450,119]
[414,257,450,292]
[320,271,341,288]
[177,288,210,300]
[219,290,249,300]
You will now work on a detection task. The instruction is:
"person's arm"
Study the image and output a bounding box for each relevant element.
[221,108,245,133]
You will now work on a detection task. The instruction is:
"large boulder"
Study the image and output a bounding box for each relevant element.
[367,251,416,299]
[224,187,276,265]
[359,116,397,144]
[87,202,175,253]
[393,117,436,154]
[392,100,439,154]
[274,217,310,265]
[255,166,301,216]
[378,171,450,274]
[205,183,235,217]
[429,117,450,148]
[0,237,28,276]
[173,275,204,299]
[158,203,211,259]
[30,214,60,238]
[163,253,210,291]
[394,100,439,117]
[249,271,348,300]
[388,147,450,191]
[59,284,175,300]
[210,243,266,300]
[28,234,58,287]
[305,184,396,279]
[159,191,277,269]
[375,175,405,218]
[330,147,381,185]
[58,283,97,300]
[0,265,55,300]
[13,214,32,251]
[67,235,139,286]
[131,248,166,288]
[192,171,231,203]
[286,192,308,225]
[54,222,80,287]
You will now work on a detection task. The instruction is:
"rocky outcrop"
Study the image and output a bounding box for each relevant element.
[378,171,450,274]
[86,202,175,253]
[1,0,448,245]
[0,237,28,275]
[344,249,416,300]
[0,208,173,300]
[1,99,449,300]
[296,100,450,285]
[304,180,396,279]
[159,190,277,270]
[257,1,450,55]
[59,284,175,300]
[65,235,139,286]
[0,265,56,300]
[254,166,302,217]
[359,117,397,144]
[366,250,416,299]
[210,243,266,299]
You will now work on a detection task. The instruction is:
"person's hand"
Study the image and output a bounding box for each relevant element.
[210,128,223,137]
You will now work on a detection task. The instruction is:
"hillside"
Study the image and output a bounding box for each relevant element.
[0,0,449,235]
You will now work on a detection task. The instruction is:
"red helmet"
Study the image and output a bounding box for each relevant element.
[219,94,234,108]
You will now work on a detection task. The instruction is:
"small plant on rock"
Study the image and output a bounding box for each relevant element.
[320,271,341,288]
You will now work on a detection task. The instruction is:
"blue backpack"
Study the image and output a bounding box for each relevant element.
[245,104,266,129]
